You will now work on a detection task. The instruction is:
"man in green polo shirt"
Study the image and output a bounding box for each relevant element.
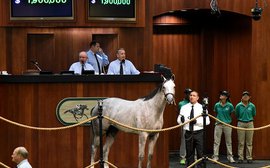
[235,91,256,163]
[212,90,235,163]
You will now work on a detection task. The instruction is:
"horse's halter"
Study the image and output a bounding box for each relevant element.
[162,77,175,105]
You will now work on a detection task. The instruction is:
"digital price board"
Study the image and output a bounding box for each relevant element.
[10,0,74,20]
[88,0,136,21]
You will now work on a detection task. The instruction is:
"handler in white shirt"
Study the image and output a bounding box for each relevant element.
[177,91,210,168]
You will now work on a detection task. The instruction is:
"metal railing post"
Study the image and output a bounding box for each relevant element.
[202,97,209,168]
[98,100,104,168]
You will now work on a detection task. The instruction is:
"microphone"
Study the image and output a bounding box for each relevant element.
[30,60,42,71]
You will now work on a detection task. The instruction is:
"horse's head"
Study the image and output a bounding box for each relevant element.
[162,75,175,104]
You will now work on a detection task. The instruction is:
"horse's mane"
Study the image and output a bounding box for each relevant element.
[141,83,162,101]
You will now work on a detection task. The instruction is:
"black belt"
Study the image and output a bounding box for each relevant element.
[186,129,203,134]
[238,120,253,123]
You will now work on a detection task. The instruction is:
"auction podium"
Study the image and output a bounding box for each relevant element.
[0,74,169,168]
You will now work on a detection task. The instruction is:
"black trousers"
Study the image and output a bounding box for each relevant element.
[185,130,203,168]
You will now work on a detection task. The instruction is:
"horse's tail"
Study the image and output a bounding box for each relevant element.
[89,105,97,150]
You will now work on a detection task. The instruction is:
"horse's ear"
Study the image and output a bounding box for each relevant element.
[171,74,175,81]
[161,74,166,81]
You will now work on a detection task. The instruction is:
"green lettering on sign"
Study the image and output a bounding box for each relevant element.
[28,0,68,4]
[101,0,131,5]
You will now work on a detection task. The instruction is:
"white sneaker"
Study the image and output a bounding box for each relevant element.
[227,156,236,163]
[212,156,219,161]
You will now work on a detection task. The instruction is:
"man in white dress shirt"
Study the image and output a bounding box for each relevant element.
[107,48,140,75]
[12,146,32,168]
[178,91,210,168]
[69,51,94,75]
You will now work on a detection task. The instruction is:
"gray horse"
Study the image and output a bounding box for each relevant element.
[90,76,175,168]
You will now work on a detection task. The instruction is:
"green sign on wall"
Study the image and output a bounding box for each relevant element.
[56,97,106,126]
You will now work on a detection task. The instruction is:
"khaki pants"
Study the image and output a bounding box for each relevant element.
[213,124,233,158]
[180,128,186,159]
[237,121,254,160]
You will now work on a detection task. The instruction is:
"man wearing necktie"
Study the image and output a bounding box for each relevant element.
[179,91,210,168]
[119,59,124,75]
[81,63,85,74]
[107,48,140,75]
[69,51,94,75]
[86,41,109,74]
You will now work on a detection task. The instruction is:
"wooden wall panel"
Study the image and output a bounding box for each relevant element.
[118,28,145,71]
[27,34,55,71]
[250,6,270,159]
[0,28,7,70]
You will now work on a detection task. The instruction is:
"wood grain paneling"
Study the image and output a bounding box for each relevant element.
[0,28,7,70]
[27,34,55,71]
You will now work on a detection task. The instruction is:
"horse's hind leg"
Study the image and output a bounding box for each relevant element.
[103,126,118,168]
[146,133,159,168]
[138,133,148,168]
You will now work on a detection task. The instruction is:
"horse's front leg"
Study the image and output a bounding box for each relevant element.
[90,136,99,168]
[147,133,159,168]
[90,122,100,168]
[138,132,148,168]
